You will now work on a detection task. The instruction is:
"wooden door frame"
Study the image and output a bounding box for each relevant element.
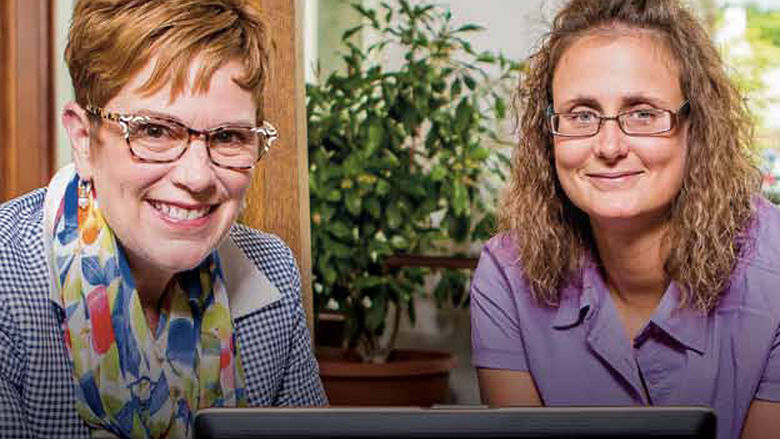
[243,0,314,331]
[0,0,55,202]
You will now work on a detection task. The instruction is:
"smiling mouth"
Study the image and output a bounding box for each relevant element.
[149,200,215,221]
[586,171,644,179]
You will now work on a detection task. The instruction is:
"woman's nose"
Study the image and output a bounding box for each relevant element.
[169,136,218,194]
[593,119,629,161]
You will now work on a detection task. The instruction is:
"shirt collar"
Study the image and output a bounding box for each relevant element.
[646,282,708,354]
[551,257,708,354]
[216,234,282,320]
[552,260,600,329]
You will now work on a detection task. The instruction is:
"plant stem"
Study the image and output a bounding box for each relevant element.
[383,296,403,361]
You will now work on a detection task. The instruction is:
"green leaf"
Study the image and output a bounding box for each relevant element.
[476,52,496,63]
[365,198,381,219]
[346,192,362,216]
[454,99,473,133]
[494,97,507,119]
[326,190,342,202]
[387,203,402,229]
[383,150,400,167]
[390,235,409,249]
[365,117,384,156]
[450,78,462,97]
[322,264,337,284]
[463,75,476,90]
[376,179,391,196]
[329,221,351,238]
[430,165,446,181]
[471,146,490,161]
[330,241,353,258]
[472,213,497,240]
[342,25,363,41]
[452,182,468,215]
[455,24,484,33]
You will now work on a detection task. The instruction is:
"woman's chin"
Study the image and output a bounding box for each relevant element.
[139,244,215,276]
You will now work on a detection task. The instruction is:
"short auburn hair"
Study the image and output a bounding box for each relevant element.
[66,0,270,121]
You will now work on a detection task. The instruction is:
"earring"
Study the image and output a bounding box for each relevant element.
[78,179,92,210]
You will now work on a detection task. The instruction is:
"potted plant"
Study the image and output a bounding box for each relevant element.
[307,0,519,405]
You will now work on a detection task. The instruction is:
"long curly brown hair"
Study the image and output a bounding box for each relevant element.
[499,0,762,310]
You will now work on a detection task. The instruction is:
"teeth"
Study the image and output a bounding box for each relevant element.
[151,201,211,221]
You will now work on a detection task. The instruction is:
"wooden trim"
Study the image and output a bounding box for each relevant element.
[243,0,314,331]
[0,0,55,202]
[385,255,479,270]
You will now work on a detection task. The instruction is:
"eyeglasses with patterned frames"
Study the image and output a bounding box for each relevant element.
[85,105,278,170]
[548,101,690,138]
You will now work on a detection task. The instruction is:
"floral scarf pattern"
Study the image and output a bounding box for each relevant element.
[51,174,246,438]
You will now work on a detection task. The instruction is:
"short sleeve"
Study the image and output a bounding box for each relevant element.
[470,239,530,371]
[756,323,780,401]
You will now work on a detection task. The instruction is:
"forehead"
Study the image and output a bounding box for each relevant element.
[552,28,683,108]
[106,57,256,126]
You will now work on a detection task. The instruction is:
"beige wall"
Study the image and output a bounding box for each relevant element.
[54,0,75,169]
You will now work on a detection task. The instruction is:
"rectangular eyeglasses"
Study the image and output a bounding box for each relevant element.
[549,101,690,138]
[85,105,278,170]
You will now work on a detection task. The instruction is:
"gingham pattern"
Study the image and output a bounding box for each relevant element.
[0,189,327,438]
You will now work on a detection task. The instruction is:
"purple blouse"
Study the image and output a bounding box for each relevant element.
[471,199,780,439]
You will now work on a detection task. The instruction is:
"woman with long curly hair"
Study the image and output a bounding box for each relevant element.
[470,1,780,438]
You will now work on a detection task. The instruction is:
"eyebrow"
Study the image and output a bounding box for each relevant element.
[555,94,673,113]
[555,97,602,113]
[619,94,670,108]
[133,109,256,127]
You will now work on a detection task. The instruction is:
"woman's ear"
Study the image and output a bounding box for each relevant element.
[62,101,94,180]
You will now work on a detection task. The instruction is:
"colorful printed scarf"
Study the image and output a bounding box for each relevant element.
[51,174,246,438]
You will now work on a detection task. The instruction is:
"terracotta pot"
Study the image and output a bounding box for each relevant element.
[316,347,457,406]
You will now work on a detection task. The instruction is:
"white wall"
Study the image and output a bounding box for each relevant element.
[421,0,559,63]
[54,0,76,169]
[304,0,319,83]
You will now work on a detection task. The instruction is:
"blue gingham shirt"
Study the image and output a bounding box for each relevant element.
[0,189,327,438]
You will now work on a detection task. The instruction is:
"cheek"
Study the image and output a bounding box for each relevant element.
[222,172,254,203]
[553,141,590,185]
[635,137,687,176]
[553,141,590,170]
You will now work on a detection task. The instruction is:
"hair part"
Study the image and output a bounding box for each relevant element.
[500,0,762,310]
[66,0,270,122]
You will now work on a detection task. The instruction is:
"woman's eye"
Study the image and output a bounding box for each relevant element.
[630,110,660,120]
[569,112,597,123]
[138,123,173,138]
[213,129,251,145]
[213,131,235,143]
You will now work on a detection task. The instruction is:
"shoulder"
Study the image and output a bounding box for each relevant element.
[748,198,780,270]
[479,233,522,271]
[0,190,50,377]
[0,189,46,249]
[472,233,533,307]
[727,198,780,315]
[228,223,299,297]
[0,189,49,299]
